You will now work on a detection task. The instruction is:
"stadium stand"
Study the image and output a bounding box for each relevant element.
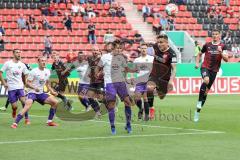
[0,0,140,63]
[133,0,239,62]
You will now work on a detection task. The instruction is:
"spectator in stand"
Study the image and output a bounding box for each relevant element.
[79,0,86,4]
[207,4,223,20]
[175,0,186,5]
[88,21,96,44]
[41,4,49,16]
[17,14,28,30]
[40,0,50,3]
[226,6,234,18]
[119,32,134,45]
[0,33,5,52]
[223,0,230,7]
[71,1,80,16]
[79,4,86,16]
[142,3,151,22]
[222,31,232,44]
[133,33,144,43]
[215,5,223,19]
[193,41,201,62]
[153,15,169,34]
[42,16,55,30]
[28,15,39,30]
[152,19,161,35]
[231,43,240,58]
[109,6,117,18]
[116,6,126,17]
[94,0,106,4]
[160,15,169,31]
[104,29,115,43]
[63,13,72,32]
[48,0,58,16]
[167,16,175,30]
[86,4,96,19]
[0,22,5,35]
[207,5,217,19]
[44,35,53,58]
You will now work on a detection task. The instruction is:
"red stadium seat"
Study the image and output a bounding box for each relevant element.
[179,5,186,11]
[22,44,29,50]
[34,37,42,43]
[17,37,25,43]
[229,25,237,30]
[25,37,33,43]
[9,36,17,43]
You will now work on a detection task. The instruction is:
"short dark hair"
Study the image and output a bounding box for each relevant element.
[13,49,20,54]
[156,34,168,40]
[113,40,124,48]
[212,29,220,33]
[140,42,148,47]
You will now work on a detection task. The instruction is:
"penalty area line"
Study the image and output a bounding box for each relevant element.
[0,113,225,134]
[0,131,224,145]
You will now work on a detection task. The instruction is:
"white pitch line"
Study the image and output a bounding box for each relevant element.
[0,131,224,145]
[0,113,225,134]
[91,120,225,133]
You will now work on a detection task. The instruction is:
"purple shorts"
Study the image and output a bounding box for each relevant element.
[78,83,90,95]
[135,82,147,94]
[27,93,49,105]
[105,82,129,102]
[8,89,25,103]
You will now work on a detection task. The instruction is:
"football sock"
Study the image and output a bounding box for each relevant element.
[48,108,56,121]
[108,108,115,128]
[144,102,150,116]
[135,100,142,112]
[80,98,90,109]
[21,101,29,119]
[15,114,23,124]
[125,106,132,127]
[89,98,100,112]
[5,98,10,109]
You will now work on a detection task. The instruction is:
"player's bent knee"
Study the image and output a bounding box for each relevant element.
[147,85,155,92]
[11,102,18,108]
[203,77,210,84]
[51,99,58,108]
[107,101,115,109]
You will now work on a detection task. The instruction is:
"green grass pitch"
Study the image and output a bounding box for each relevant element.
[0,95,239,160]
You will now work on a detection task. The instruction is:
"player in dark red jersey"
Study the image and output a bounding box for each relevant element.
[194,29,228,122]
[51,52,72,110]
[147,34,177,100]
[86,46,104,118]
